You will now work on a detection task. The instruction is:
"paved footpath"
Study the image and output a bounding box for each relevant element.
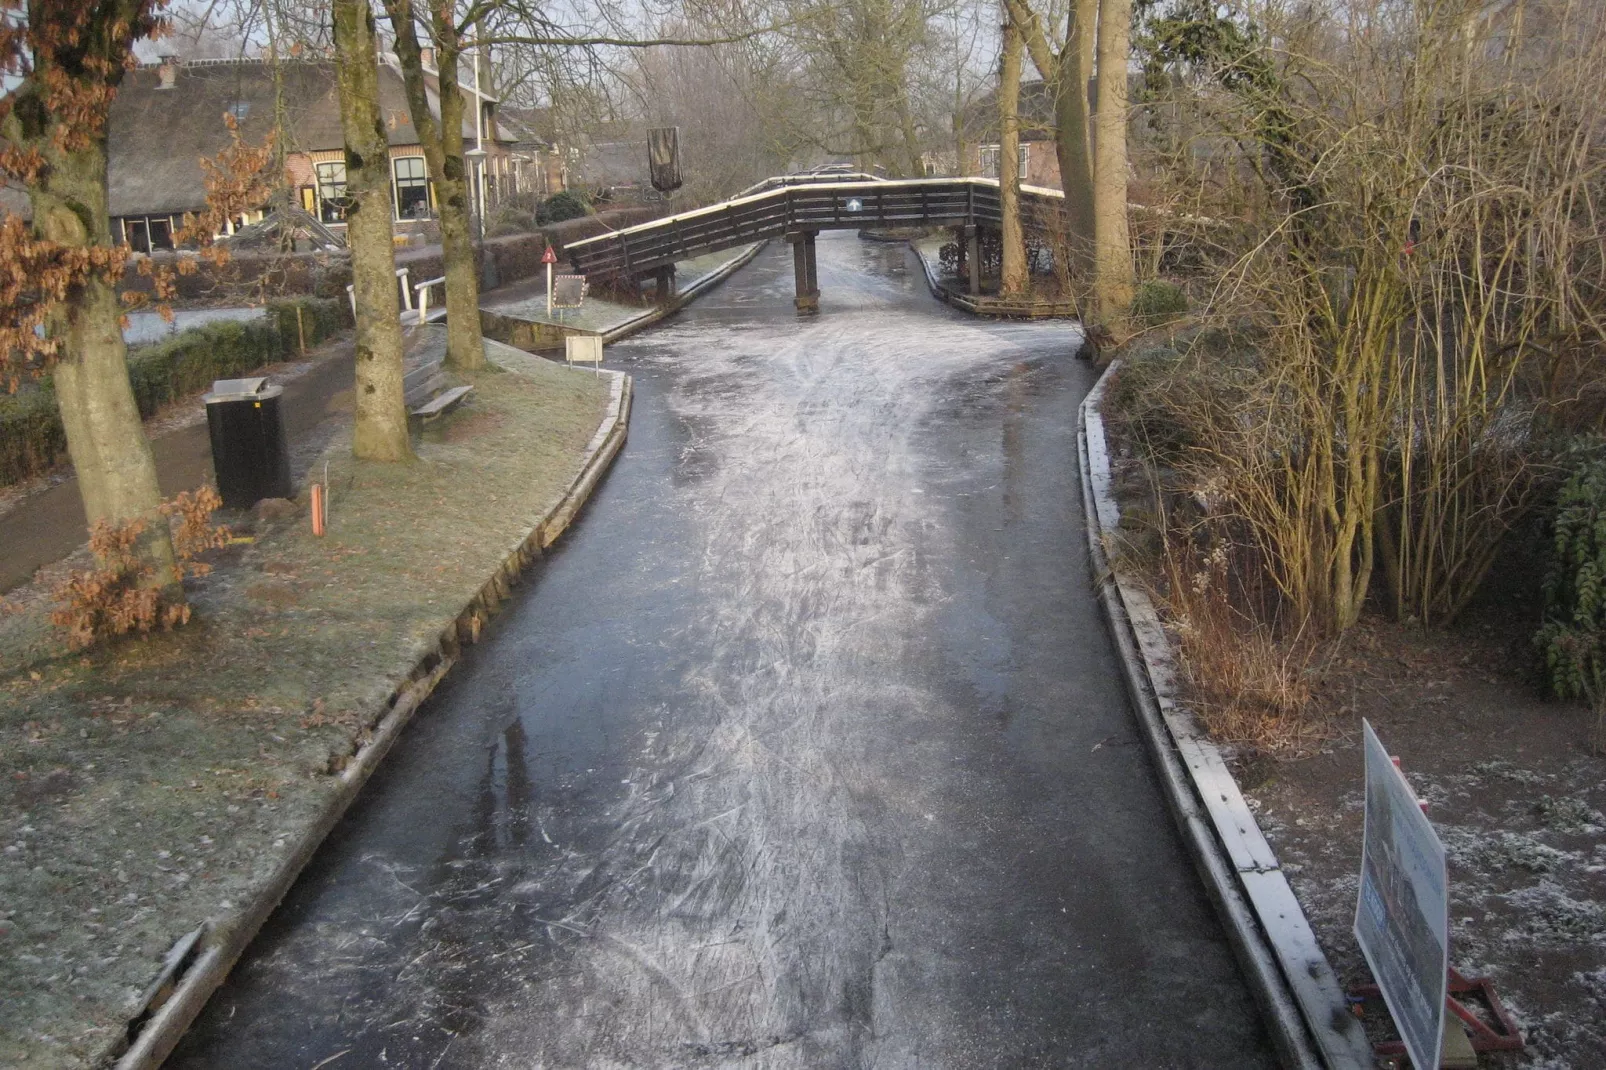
[168,235,1276,1068]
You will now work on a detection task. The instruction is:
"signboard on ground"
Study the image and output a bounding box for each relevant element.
[565,334,602,370]
[552,274,587,309]
[1355,719,1449,1070]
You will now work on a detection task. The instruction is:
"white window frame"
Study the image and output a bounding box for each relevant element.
[315,161,348,224]
[392,155,432,221]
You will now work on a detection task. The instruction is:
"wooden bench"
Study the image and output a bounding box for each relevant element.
[411,384,473,420]
[403,351,472,422]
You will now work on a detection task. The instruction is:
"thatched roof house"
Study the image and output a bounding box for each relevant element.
[100,56,529,251]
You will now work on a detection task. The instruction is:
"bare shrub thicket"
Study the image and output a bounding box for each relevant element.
[1130,0,1606,636]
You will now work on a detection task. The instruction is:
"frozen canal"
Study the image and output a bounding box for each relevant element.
[171,237,1274,1068]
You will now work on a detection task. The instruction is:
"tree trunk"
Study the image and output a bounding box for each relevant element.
[40,157,177,583]
[1060,0,1098,275]
[1092,0,1134,324]
[1006,0,1095,280]
[425,0,486,371]
[954,67,970,176]
[16,20,177,586]
[334,0,414,463]
[999,11,1028,297]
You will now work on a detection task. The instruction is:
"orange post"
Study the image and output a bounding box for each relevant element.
[311,483,326,536]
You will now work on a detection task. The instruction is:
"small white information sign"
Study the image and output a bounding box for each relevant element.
[1355,719,1449,1070]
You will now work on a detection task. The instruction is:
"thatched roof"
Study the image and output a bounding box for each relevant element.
[497,106,555,150]
[106,58,482,218]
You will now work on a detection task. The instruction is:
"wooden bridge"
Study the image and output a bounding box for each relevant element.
[565,175,1067,311]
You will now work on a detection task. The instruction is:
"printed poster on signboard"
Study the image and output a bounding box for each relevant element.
[1355,719,1449,1070]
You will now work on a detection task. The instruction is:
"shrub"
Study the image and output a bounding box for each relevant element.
[537,189,591,224]
[1130,279,1189,329]
[1535,454,1606,750]
[52,487,229,650]
[0,384,66,487]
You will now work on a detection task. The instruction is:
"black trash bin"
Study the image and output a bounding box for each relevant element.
[204,376,292,510]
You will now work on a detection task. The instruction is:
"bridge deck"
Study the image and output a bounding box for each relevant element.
[565,177,1067,278]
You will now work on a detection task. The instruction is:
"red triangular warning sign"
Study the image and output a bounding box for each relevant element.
[541,245,558,264]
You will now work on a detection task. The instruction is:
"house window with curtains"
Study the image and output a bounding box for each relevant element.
[315,161,348,223]
[393,156,431,219]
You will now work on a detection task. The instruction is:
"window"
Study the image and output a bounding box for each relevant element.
[393,156,431,219]
[978,143,1031,180]
[124,218,149,253]
[316,161,348,223]
[120,216,173,252]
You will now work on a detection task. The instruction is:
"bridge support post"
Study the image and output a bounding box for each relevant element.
[652,265,677,302]
[966,227,982,296]
[787,230,820,311]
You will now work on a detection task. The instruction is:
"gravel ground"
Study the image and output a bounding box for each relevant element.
[1240,616,1606,1068]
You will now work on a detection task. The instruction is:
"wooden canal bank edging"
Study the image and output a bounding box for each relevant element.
[908,239,1081,319]
[1078,362,1375,1070]
[480,241,767,354]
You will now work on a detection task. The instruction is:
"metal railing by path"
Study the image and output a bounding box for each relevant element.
[564,176,1068,279]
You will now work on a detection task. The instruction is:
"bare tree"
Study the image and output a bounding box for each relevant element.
[1091,0,1132,319]
[1003,0,1096,279]
[0,0,180,588]
[333,0,413,462]
[382,0,485,371]
[998,5,1027,295]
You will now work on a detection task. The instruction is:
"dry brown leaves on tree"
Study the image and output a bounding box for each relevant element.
[1,2,280,393]
[0,1,169,391]
[51,486,229,649]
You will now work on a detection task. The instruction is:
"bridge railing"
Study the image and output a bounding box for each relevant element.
[565,177,1069,279]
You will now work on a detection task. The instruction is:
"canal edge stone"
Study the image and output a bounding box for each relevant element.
[599,239,769,345]
[1078,361,1374,1070]
[111,364,634,1070]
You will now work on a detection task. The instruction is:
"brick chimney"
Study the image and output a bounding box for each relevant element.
[157,53,178,89]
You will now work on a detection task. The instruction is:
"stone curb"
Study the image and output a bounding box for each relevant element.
[110,365,634,1070]
[598,240,768,345]
[910,238,965,313]
[1078,361,1373,1070]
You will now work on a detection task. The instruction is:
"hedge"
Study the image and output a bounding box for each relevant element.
[0,296,351,488]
